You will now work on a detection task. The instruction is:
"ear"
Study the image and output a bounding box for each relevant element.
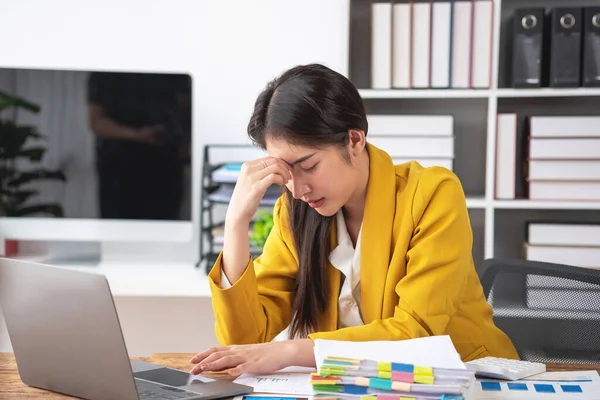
[347,129,366,158]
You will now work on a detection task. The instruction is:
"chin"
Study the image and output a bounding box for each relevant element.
[313,204,339,218]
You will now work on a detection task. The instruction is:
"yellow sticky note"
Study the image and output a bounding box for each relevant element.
[414,366,433,376]
[378,370,391,379]
[378,361,392,372]
[414,374,434,384]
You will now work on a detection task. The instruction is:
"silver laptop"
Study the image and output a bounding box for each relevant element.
[0,257,254,400]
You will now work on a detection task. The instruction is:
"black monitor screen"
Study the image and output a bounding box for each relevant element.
[0,67,192,221]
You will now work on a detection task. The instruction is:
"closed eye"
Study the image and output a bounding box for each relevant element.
[303,163,318,172]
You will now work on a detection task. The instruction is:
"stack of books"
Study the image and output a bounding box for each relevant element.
[310,336,476,400]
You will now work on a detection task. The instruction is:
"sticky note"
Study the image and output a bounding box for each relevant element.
[378,370,391,379]
[534,384,556,393]
[391,371,414,383]
[414,366,433,376]
[507,383,528,391]
[481,382,502,391]
[414,374,434,384]
[391,381,411,392]
[355,377,370,387]
[369,377,393,391]
[561,385,583,393]
[391,363,414,373]
[343,384,368,395]
[378,361,392,372]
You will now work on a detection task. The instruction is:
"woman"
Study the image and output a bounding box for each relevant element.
[190,64,518,376]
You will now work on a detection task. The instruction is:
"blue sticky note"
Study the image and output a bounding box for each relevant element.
[561,385,583,393]
[507,383,528,391]
[391,362,414,373]
[481,382,502,391]
[343,384,368,395]
[534,384,556,393]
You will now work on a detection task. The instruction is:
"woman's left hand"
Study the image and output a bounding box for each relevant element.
[189,339,315,376]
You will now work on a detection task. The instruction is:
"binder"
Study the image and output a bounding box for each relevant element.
[471,0,493,88]
[411,0,432,88]
[548,7,583,87]
[430,0,453,88]
[512,8,545,88]
[582,6,600,87]
[392,0,412,88]
[451,0,473,88]
[371,1,393,89]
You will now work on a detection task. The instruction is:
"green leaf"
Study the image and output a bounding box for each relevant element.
[7,169,66,188]
[0,90,41,114]
[249,210,274,248]
[7,203,64,217]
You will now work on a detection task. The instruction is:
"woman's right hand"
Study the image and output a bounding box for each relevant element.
[226,157,291,225]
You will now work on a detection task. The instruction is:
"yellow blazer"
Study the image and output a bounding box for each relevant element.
[208,143,519,362]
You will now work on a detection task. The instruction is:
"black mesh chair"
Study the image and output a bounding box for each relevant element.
[478,258,600,364]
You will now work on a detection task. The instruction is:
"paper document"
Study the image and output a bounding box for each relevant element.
[475,370,600,400]
[313,335,467,372]
[233,366,315,396]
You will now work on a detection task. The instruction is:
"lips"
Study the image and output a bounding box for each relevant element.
[307,198,325,208]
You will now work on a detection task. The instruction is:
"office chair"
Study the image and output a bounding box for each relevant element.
[478,258,600,364]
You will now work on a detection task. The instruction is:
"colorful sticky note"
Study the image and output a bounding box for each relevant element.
[534,384,556,393]
[414,366,433,376]
[391,371,414,383]
[378,370,391,379]
[481,382,502,391]
[391,363,414,373]
[561,384,583,393]
[507,383,528,391]
[369,377,393,391]
[378,361,392,372]
[414,374,434,384]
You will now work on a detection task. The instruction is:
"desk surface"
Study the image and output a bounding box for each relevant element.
[2,352,600,399]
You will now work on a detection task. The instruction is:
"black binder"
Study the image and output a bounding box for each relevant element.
[548,7,583,87]
[512,8,546,88]
[582,7,600,87]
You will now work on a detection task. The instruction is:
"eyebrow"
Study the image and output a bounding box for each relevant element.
[289,153,316,166]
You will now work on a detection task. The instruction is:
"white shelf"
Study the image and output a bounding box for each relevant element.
[496,88,600,98]
[358,89,490,99]
[493,200,600,210]
[466,197,488,209]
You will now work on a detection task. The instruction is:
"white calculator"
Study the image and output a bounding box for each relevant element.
[465,357,546,381]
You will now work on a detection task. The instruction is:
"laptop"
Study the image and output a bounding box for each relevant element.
[0,257,254,400]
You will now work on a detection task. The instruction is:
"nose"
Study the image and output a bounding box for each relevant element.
[287,174,309,200]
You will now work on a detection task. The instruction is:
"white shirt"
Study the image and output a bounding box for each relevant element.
[219,210,364,329]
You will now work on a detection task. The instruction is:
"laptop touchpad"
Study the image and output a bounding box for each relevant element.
[134,367,193,387]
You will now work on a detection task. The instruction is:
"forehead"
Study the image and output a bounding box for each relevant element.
[264,137,322,164]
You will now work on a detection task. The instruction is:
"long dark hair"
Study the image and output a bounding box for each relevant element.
[247,64,368,338]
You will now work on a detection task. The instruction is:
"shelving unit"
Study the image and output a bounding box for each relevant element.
[350,0,600,267]
[198,144,275,272]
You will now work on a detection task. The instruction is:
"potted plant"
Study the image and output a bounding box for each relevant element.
[249,209,274,250]
[0,90,67,253]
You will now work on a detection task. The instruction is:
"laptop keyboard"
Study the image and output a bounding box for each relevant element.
[135,378,199,399]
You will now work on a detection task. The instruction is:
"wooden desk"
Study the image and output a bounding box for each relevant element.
[1,352,600,399]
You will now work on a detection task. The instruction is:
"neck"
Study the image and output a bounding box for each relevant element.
[343,149,370,225]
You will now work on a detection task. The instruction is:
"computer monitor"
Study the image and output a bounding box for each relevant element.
[0,66,194,245]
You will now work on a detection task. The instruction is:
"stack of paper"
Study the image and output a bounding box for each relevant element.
[311,336,476,400]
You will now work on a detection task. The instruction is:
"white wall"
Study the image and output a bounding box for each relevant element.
[0,0,350,263]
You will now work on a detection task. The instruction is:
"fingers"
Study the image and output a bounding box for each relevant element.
[244,157,292,184]
[189,346,228,365]
[190,352,244,375]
